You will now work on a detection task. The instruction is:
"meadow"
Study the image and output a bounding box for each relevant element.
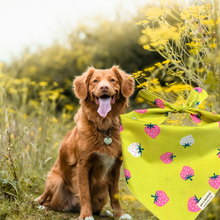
[1,0,220,219]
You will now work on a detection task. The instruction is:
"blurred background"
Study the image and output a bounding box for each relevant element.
[0,0,164,110]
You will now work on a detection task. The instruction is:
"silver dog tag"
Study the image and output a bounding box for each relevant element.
[104,137,112,145]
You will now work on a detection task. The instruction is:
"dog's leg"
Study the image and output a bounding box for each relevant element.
[108,160,124,218]
[109,160,132,219]
[76,163,93,220]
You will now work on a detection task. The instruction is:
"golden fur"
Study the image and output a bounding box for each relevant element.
[37,66,134,219]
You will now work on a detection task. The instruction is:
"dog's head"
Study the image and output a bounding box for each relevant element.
[74,66,134,118]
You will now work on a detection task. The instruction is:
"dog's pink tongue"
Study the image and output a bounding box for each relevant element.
[97,97,111,118]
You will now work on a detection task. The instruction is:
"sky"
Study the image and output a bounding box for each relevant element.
[0,0,149,63]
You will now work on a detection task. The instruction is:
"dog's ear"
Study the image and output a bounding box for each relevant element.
[73,67,95,100]
[112,66,134,98]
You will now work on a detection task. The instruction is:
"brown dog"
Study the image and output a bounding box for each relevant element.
[37,66,134,220]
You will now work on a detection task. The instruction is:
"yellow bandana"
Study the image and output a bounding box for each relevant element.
[120,88,220,220]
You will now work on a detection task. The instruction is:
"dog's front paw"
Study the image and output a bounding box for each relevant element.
[84,217,94,220]
[79,214,94,220]
[101,210,114,218]
[37,205,46,210]
[119,214,132,219]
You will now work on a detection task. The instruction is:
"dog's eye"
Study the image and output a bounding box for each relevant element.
[93,79,98,83]
[110,79,115,82]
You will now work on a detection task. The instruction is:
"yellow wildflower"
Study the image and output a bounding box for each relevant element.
[64,104,74,111]
[114,193,119,199]
[39,81,48,87]
[49,91,60,100]
[121,195,136,201]
[53,142,59,149]
[162,60,171,64]
[53,82,59,87]
[53,118,58,123]
[143,44,150,50]
[155,62,162,67]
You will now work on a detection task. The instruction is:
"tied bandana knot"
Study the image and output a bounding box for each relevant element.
[175,103,187,113]
[137,87,212,125]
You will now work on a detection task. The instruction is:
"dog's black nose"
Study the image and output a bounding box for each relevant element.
[100,85,109,92]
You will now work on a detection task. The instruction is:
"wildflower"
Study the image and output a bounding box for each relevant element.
[155,62,162,67]
[8,88,17,94]
[64,104,74,111]
[136,82,148,88]
[53,142,59,149]
[53,118,58,123]
[210,43,217,48]
[49,91,59,100]
[53,82,59,87]
[162,60,171,64]
[14,79,22,84]
[39,127,42,132]
[20,88,28,92]
[143,44,150,50]
[114,193,119,199]
[31,81,36,86]
[39,81,48,87]
[121,195,136,201]
[138,35,149,45]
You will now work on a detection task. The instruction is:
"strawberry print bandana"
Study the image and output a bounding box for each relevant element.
[120,87,220,220]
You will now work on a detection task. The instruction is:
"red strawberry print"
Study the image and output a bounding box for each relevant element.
[188,195,201,212]
[124,169,131,184]
[160,152,176,164]
[209,173,220,189]
[152,99,165,109]
[120,123,123,132]
[135,109,148,114]
[144,123,160,139]
[218,121,220,129]
[180,166,194,181]
[128,143,144,157]
[190,113,201,123]
[180,135,194,148]
[217,149,220,158]
[193,87,203,93]
[151,190,169,207]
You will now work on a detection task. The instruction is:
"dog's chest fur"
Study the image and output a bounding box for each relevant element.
[96,152,115,179]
